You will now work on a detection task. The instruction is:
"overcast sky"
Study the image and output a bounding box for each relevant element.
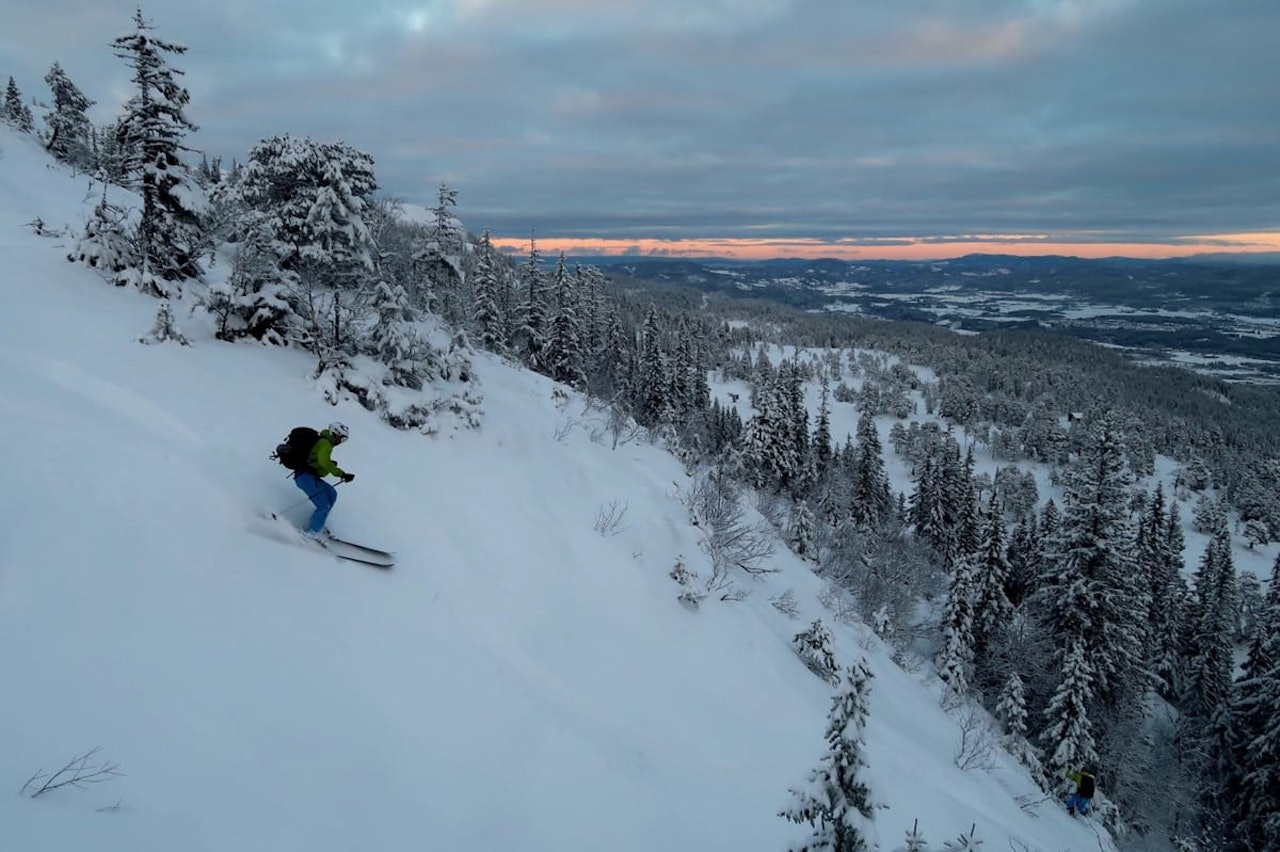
[4,0,1280,259]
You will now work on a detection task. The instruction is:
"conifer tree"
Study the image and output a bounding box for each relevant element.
[780,659,882,852]
[111,9,204,290]
[635,305,672,426]
[784,362,811,493]
[671,317,709,420]
[200,210,293,343]
[511,235,548,372]
[237,134,377,365]
[743,378,795,490]
[1137,484,1176,695]
[936,557,976,695]
[794,619,839,684]
[1034,417,1146,785]
[1004,514,1042,608]
[412,182,464,322]
[813,381,834,477]
[94,115,133,185]
[3,76,34,132]
[138,298,189,345]
[603,311,634,403]
[996,672,1028,738]
[469,230,506,352]
[1040,638,1098,785]
[545,252,586,389]
[1182,522,1238,722]
[970,497,1014,662]
[575,263,608,364]
[908,455,937,537]
[1224,552,1280,850]
[367,281,423,389]
[850,412,891,529]
[791,501,816,559]
[42,62,95,168]
[956,444,983,558]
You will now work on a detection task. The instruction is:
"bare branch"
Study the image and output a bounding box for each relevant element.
[21,747,124,798]
[952,708,997,772]
[593,500,630,536]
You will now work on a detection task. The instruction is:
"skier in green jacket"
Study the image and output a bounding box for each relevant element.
[294,422,355,537]
[1066,767,1097,816]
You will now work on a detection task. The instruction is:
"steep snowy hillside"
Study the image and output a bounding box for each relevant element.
[0,127,1113,851]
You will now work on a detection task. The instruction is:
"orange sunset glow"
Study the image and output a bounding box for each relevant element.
[489,233,1280,261]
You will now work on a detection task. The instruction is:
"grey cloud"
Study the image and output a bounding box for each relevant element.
[3,0,1278,250]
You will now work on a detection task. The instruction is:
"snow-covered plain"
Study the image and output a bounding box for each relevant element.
[0,124,1216,851]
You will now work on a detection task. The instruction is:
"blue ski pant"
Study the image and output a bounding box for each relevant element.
[294,472,337,533]
[1066,793,1091,816]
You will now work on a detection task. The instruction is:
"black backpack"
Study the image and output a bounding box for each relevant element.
[272,426,320,472]
[1078,772,1096,798]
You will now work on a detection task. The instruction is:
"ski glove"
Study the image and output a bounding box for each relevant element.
[341,472,356,483]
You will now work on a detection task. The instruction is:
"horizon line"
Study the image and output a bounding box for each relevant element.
[486,234,1280,262]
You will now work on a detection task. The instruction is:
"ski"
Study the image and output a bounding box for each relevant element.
[324,534,395,561]
[315,537,395,569]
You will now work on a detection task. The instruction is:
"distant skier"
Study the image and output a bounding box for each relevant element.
[277,421,355,537]
[1065,767,1097,817]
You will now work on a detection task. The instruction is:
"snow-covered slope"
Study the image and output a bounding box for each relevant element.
[0,127,1114,851]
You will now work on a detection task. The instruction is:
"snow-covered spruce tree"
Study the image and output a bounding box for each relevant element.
[469,230,506,352]
[783,361,812,495]
[42,62,95,169]
[995,672,1046,785]
[791,500,816,559]
[236,134,377,369]
[138,298,189,345]
[510,235,548,373]
[1181,521,1238,724]
[1003,513,1042,609]
[1138,483,1187,699]
[672,316,710,423]
[200,210,295,344]
[575,264,610,390]
[969,496,1013,665]
[602,310,635,406]
[1223,551,1280,851]
[996,673,1028,738]
[850,412,891,529]
[93,115,134,187]
[941,825,983,851]
[67,194,135,276]
[411,182,466,324]
[812,382,834,479]
[794,619,839,684]
[545,252,586,390]
[635,305,673,428]
[111,9,204,292]
[367,280,424,389]
[1039,637,1098,789]
[955,444,983,559]
[3,76,34,133]
[1032,415,1147,748]
[745,371,805,492]
[901,820,928,852]
[936,556,976,697]
[780,659,883,852]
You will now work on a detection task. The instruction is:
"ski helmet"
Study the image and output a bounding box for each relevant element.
[328,421,350,440]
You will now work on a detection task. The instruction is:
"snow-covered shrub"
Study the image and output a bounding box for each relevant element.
[138,299,189,346]
[794,618,839,684]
